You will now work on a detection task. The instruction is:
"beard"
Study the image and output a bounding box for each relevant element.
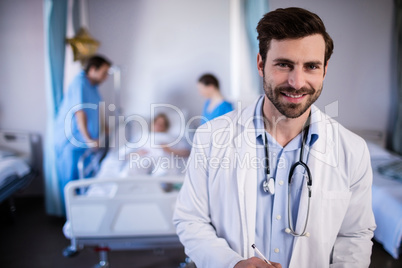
[263,74,323,119]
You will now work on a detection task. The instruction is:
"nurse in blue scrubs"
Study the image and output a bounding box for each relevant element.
[198,73,233,125]
[54,55,111,213]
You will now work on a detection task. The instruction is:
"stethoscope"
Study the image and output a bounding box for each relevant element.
[262,122,312,237]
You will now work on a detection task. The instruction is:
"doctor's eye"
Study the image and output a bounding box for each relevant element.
[276,63,292,69]
[305,64,320,71]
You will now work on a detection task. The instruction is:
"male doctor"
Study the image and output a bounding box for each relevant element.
[54,55,111,213]
[173,7,376,268]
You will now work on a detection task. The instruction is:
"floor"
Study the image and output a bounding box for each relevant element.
[0,197,186,268]
[0,197,400,268]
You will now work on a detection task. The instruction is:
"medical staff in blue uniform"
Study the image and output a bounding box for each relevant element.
[54,55,111,212]
[197,73,233,125]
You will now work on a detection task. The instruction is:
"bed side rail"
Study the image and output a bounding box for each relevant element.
[77,147,108,179]
[64,176,184,238]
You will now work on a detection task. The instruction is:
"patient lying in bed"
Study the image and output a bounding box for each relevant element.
[63,114,188,239]
[96,113,190,178]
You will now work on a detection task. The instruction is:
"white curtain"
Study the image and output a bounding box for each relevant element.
[230,0,269,106]
[64,0,89,92]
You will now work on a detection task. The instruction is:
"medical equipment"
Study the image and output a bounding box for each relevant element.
[287,126,312,237]
[262,125,312,237]
[262,133,275,194]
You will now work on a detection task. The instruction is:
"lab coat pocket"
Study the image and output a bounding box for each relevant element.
[321,190,352,242]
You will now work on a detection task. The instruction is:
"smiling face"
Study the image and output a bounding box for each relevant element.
[258,34,328,119]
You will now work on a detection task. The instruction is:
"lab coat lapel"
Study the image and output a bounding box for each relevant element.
[234,99,260,258]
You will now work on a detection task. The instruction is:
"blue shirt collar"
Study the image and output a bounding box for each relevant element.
[79,70,98,90]
[253,95,319,148]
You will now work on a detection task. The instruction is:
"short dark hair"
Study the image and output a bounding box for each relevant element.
[257,7,334,67]
[84,55,112,74]
[153,113,170,131]
[198,73,220,90]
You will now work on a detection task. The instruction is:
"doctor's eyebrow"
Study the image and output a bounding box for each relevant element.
[304,61,323,67]
[273,58,295,65]
[273,58,323,67]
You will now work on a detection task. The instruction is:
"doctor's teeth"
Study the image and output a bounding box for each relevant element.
[285,93,303,98]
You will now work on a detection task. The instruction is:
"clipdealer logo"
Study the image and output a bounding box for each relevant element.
[63,100,340,168]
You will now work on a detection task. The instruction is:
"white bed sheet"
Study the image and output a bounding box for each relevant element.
[95,146,188,178]
[0,156,31,187]
[368,142,402,259]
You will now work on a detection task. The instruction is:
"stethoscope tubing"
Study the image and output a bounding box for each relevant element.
[263,119,312,237]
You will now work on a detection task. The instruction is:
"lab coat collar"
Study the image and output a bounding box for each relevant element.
[236,96,263,129]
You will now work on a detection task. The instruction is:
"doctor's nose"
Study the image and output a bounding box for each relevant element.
[288,69,306,90]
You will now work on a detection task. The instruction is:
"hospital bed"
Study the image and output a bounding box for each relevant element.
[0,130,39,209]
[366,139,402,259]
[63,175,184,267]
[62,138,188,267]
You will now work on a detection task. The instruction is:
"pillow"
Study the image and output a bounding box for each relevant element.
[0,147,17,158]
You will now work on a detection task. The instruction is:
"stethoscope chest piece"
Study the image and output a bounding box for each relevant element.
[263,177,275,195]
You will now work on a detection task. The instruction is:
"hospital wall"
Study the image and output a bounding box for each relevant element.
[268,0,396,140]
[0,0,46,138]
[88,0,231,127]
[89,0,396,136]
[0,0,46,195]
[0,0,396,195]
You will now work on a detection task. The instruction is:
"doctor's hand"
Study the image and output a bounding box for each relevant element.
[234,257,282,268]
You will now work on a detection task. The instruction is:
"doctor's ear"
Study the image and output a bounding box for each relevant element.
[257,53,264,78]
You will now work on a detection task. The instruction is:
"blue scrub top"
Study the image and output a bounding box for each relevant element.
[54,70,102,151]
[201,99,233,125]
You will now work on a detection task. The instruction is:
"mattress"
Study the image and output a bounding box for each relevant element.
[0,156,31,187]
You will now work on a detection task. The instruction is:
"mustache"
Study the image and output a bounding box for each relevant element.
[276,86,315,95]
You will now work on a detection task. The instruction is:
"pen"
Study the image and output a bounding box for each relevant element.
[251,244,272,265]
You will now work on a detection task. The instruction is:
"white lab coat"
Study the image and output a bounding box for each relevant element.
[173,97,376,268]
